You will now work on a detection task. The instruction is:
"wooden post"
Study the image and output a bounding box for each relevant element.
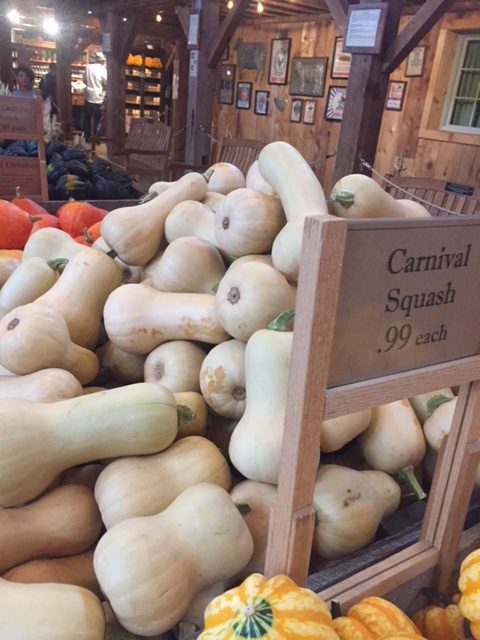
[103,11,126,158]
[185,0,219,166]
[55,39,75,140]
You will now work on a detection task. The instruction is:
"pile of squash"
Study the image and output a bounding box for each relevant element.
[0,141,460,639]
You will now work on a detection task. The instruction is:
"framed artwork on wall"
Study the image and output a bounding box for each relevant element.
[236,81,252,109]
[289,57,328,97]
[405,46,426,77]
[218,64,236,104]
[268,38,291,85]
[331,36,352,79]
[303,100,316,124]
[254,90,270,116]
[290,98,303,122]
[325,85,347,121]
[220,45,229,61]
[385,80,407,111]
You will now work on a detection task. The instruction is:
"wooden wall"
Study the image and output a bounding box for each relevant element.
[212,9,480,192]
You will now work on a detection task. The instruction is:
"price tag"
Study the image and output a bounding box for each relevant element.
[0,157,41,197]
[328,217,480,387]
[0,96,37,137]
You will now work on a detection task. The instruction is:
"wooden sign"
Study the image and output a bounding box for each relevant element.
[0,95,37,138]
[328,217,480,387]
[0,157,42,198]
[343,3,388,54]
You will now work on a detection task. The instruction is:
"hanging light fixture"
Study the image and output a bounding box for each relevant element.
[257,1,264,13]
[227,0,234,9]
[156,13,162,22]
[123,16,128,22]
[7,8,20,23]
[43,16,58,35]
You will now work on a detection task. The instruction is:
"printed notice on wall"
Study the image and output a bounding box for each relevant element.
[328,218,480,387]
[0,157,41,197]
[343,5,386,53]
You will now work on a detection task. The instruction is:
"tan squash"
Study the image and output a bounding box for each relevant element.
[165,200,217,247]
[207,162,246,195]
[0,257,58,319]
[409,388,455,424]
[0,368,83,402]
[0,577,105,639]
[93,482,253,636]
[199,339,246,420]
[0,364,14,376]
[104,283,229,355]
[202,191,226,213]
[0,302,99,385]
[3,549,101,598]
[174,391,208,438]
[34,247,122,349]
[0,382,178,506]
[102,172,209,265]
[91,237,144,284]
[214,188,285,257]
[95,435,231,528]
[149,236,226,294]
[321,409,372,453]
[21,227,85,261]
[215,260,295,341]
[246,160,276,197]
[96,341,146,384]
[144,340,206,392]
[0,484,102,574]
[0,250,22,287]
[226,254,274,271]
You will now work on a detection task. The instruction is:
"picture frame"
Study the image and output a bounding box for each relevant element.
[324,85,347,121]
[290,98,303,123]
[218,64,236,105]
[303,100,316,125]
[254,90,270,116]
[236,81,252,109]
[343,3,388,54]
[289,57,328,97]
[331,36,352,80]
[220,45,229,61]
[385,80,407,111]
[268,38,291,85]
[405,46,426,77]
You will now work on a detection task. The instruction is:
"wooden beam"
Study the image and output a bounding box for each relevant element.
[243,12,329,25]
[323,0,349,32]
[382,0,456,74]
[208,0,251,69]
[103,11,126,157]
[175,6,190,39]
[119,12,143,61]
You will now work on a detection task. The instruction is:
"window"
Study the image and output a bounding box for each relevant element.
[443,35,480,134]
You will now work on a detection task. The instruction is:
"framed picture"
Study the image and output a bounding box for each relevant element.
[220,45,229,61]
[254,90,270,116]
[236,81,252,109]
[268,38,291,85]
[218,64,236,105]
[303,100,316,125]
[405,46,426,77]
[290,98,303,123]
[385,80,407,111]
[331,36,352,79]
[289,57,328,97]
[325,85,347,121]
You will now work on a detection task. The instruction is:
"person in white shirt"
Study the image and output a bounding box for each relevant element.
[82,51,107,142]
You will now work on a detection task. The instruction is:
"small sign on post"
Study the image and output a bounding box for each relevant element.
[343,3,388,54]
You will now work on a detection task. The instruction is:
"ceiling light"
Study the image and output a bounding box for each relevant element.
[257,1,264,12]
[123,16,128,22]
[227,0,234,8]
[43,16,58,35]
[87,10,92,14]
[156,13,162,22]
[7,9,20,23]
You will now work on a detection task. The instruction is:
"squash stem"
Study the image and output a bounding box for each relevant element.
[177,404,195,426]
[236,503,251,517]
[82,227,94,244]
[15,185,24,198]
[106,249,118,259]
[139,191,157,204]
[211,282,219,294]
[398,466,427,500]
[203,168,214,183]
[331,601,343,619]
[330,190,355,209]
[268,308,295,332]
[427,394,453,417]
[47,257,69,272]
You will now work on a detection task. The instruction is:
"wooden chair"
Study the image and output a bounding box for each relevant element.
[125,117,172,181]
[382,175,480,217]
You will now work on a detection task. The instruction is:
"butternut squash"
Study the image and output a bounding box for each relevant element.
[409,388,455,424]
[35,247,122,349]
[3,549,101,598]
[149,236,226,294]
[174,391,208,438]
[95,435,231,528]
[102,172,209,265]
[360,400,427,499]
[104,283,229,355]
[321,409,372,452]
[0,578,105,639]
[396,199,431,218]
[246,160,276,197]
[22,227,84,261]
[207,162,246,195]
[0,302,99,385]
[91,236,144,284]
[0,257,58,319]
[215,260,295,342]
[202,191,225,213]
[0,382,178,506]
[258,141,330,282]
[96,341,146,384]
[313,465,401,558]
[0,250,22,287]
[144,339,206,392]
[214,188,286,257]
[61,463,105,490]
[165,200,217,247]
[199,339,246,419]
[0,368,83,402]
[0,484,102,574]
[229,310,296,483]
[93,482,253,636]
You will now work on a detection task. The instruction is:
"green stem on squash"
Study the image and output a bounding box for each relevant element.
[139,191,158,204]
[398,465,427,500]
[47,257,69,272]
[331,601,343,619]
[268,308,295,332]
[236,503,251,517]
[426,394,454,417]
[330,189,355,209]
[203,168,214,183]
[211,282,219,294]
[106,249,117,259]
[177,404,195,426]
[29,215,41,223]
[82,227,94,244]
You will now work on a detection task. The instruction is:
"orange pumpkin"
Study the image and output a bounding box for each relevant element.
[412,604,466,640]
[0,200,33,249]
[30,213,61,234]
[347,597,420,638]
[12,187,49,217]
[57,201,108,238]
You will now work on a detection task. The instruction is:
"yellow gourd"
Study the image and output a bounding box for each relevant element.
[459,549,480,637]
[413,604,466,640]
[347,597,421,638]
[333,616,376,639]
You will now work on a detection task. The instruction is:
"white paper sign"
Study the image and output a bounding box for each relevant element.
[189,50,199,77]
[188,13,200,46]
[345,9,381,48]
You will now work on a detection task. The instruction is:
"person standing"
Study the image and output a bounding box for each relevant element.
[12,64,37,98]
[82,51,107,143]
[39,63,57,119]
